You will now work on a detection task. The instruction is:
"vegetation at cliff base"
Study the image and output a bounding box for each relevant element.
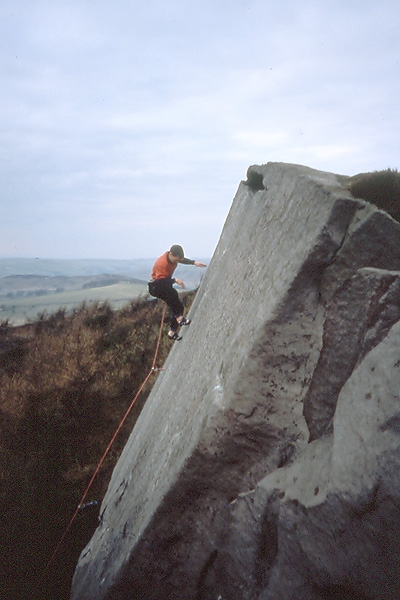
[0,293,193,600]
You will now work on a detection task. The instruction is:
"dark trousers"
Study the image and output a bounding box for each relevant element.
[148,279,184,332]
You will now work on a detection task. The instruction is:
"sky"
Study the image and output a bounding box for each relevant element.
[1,0,399,260]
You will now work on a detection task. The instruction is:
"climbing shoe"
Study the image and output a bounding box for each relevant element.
[178,317,191,326]
[168,332,182,341]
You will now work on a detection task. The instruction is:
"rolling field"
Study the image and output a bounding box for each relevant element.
[0,282,149,325]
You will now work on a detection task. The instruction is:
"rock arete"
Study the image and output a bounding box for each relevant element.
[71,162,400,600]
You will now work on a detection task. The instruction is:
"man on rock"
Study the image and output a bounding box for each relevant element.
[148,245,207,340]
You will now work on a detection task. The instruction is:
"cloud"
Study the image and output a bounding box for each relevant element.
[0,0,399,259]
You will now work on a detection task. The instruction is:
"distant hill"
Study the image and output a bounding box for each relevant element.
[0,274,146,296]
[0,258,209,325]
[0,257,209,286]
[0,258,155,279]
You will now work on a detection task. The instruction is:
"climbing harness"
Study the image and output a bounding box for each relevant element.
[37,304,166,586]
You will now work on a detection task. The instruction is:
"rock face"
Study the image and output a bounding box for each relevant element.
[71,163,400,600]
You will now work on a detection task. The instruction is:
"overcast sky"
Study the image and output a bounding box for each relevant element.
[1,0,399,260]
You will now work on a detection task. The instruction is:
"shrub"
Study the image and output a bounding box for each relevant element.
[0,291,195,599]
[347,168,400,221]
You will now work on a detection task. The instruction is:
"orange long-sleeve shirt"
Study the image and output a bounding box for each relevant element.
[150,252,194,281]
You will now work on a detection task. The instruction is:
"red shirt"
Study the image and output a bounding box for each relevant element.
[151,252,177,280]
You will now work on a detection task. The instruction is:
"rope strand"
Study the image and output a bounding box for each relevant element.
[37,304,166,586]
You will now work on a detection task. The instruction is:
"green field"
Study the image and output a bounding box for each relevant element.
[0,282,149,325]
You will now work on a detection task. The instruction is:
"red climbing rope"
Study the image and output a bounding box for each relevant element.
[38,304,166,584]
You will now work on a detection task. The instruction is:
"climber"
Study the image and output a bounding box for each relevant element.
[148,245,207,340]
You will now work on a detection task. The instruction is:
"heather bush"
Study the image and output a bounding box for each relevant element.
[0,291,194,599]
[347,168,400,221]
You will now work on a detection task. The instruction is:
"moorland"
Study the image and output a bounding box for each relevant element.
[0,291,195,599]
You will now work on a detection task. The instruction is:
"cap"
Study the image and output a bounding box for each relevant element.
[170,244,184,258]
